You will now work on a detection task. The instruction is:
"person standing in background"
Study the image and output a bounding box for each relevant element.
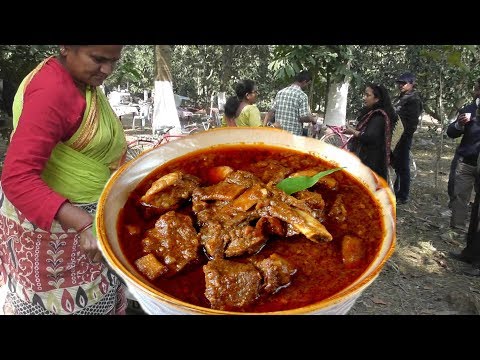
[447,80,480,208]
[234,79,262,127]
[220,95,240,127]
[446,80,480,232]
[392,72,423,204]
[344,83,395,182]
[263,71,317,135]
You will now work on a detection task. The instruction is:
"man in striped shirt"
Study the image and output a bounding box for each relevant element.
[263,70,317,135]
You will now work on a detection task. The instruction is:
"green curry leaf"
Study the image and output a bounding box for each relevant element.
[276,168,344,195]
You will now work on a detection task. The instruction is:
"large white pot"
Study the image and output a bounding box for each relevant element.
[96,127,396,315]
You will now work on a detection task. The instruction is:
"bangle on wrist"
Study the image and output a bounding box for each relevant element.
[77,222,93,234]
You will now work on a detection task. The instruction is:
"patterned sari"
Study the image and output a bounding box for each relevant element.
[0,58,128,315]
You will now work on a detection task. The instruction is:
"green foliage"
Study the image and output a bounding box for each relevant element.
[104,45,155,97]
[276,168,343,195]
[170,45,277,111]
[269,45,356,114]
[2,45,480,127]
[410,45,480,121]
[348,45,480,122]
[0,45,57,85]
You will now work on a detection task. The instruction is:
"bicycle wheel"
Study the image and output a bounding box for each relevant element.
[320,133,345,148]
[409,150,417,179]
[126,140,155,161]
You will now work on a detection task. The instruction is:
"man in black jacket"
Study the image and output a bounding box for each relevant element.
[446,83,480,231]
[447,80,480,208]
[392,72,423,204]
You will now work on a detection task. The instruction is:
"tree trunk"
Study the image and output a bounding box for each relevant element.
[324,72,330,116]
[309,72,315,112]
[220,45,235,92]
[324,78,350,126]
[155,45,172,82]
[152,45,181,134]
[435,70,444,190]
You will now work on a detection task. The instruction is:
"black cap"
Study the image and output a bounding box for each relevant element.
[396,72,416,84]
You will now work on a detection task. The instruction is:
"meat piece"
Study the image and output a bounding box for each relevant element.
[266,184,315,214]
[204,259,261,310]
[256,216,285,237]
[140,172,200,214]
[141,211,200,275]
[135,253,168,280]
[224,220,268,257]
[254,254,297,294]
[199,222,226,259]
[192,182,246,202]
[222,184,268,212]
[258,200,332,242]
[294,190,325,210]
[328,194,347,222]
[225,170,262,188]
[341,235,365,268]
[247,160,291,184]
[200,211,266,259]
[141,172,182,202]
[193,200,228,226]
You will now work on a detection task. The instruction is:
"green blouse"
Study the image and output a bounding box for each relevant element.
[236,104,262,127]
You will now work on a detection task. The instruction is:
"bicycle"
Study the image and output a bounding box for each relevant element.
[125,125,185,161]
[181,122,200,135]
[318,125,353,149]
[202,116,216,131]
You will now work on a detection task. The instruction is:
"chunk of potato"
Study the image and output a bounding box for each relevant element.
[135,253,168,280]
[341,235,365,268]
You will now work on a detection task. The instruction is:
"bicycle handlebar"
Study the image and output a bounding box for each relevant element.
[154,125,176,136]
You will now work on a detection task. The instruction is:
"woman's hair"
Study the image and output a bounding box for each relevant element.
[224,96,240,118]
[360,83,397,125]
[235,79,256,99]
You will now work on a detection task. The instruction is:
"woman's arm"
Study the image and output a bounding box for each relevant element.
[1,78,85,231]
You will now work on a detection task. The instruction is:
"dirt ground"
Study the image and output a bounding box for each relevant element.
[349,122,480,315]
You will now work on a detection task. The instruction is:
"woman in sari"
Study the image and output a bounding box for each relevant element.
[344,83,395,182]
[234,79,262,127]
[0,45,128,315]
[220,96,240,127]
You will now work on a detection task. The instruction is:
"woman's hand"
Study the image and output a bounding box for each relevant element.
[79,229,104,263]
[457,113,472,126]
[343,126,359,137]
[56,203,103,263]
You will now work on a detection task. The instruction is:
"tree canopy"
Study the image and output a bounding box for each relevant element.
[1,44,480,123]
